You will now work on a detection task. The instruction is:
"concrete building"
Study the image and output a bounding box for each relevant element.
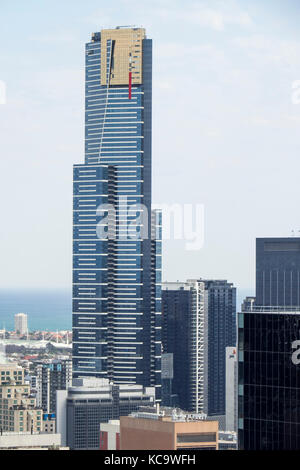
[0,368,43,433]
[218,431,237,450]
[120,409,219,450]
[100,420,120,450]
[56,377,155,450]
[42,413,56,433]
[36,360,72,413]
[225,347,237,432]
[14,313,28,335]
[0,432,65,450]
[0,363,24,386]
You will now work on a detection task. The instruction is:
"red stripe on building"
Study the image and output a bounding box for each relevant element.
[116,432,120,450]
[100,431,108,450]
[129,72,132,100]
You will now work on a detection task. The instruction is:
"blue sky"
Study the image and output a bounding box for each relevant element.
[1,0,300,291]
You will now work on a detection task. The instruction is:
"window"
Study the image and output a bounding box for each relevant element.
[177,433,216,443]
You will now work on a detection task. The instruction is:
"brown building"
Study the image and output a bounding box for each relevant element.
[120,411,218,450]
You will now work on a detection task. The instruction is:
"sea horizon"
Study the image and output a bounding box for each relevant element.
[0,286,254,332]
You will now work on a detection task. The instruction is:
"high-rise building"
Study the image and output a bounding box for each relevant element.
[256,237,300,307]
[56,377,155,450]
[72,27,162,398]
[14,313,28,335]
[161,283,191,409]
[36,360,72,414]
[239,237,300,450]
[162,280,236,418]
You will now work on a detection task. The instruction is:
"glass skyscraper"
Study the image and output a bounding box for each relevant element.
[239,238,300,449]
[162,280,236,416]
[72,27,162,399]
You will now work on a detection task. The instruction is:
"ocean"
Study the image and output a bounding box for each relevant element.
[0,287,254,332]
[0,289,72,331]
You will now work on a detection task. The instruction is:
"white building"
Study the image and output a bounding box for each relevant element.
[0,432,65,450]
[14,313,28,335]
[225,346,238,432]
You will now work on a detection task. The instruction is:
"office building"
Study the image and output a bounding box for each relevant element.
[162,280,236,416]
[239,237,300,450]
[56,377,155,450]
[120,408,218,450]
[14,313,28,335]
[72,27,162,397]
[225,347,237,432]
[256,237,300,307]
[36,360,72,413]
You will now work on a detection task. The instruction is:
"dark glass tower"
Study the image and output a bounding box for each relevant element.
[205,280,237,417]
[256,237,300,307]
[72,27,162,398]
[162,280,236,415]
[239,237,300,450]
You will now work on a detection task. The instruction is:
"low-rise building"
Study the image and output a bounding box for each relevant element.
[120,408,219,450]
[0,432,66,450]
[100,420,120,450]
[57,378,155,450]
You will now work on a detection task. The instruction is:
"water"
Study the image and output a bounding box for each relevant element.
[0,289,71,331]
[0,286,254,332]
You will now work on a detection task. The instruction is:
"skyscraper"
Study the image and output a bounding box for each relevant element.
[256,237,300,307]
[239,237,300,450]
[36,360,72,414]
[14,313,28,335]
[72,27,162,399]
[162,280,236,418]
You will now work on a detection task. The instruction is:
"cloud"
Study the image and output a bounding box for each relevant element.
[29,33,77,43]
[155,1,253,31]
[234,34,300,67]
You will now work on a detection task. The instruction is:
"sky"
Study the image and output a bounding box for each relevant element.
[1,0,300,291]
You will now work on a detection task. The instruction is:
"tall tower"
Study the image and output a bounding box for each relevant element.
[239,237,300,450]
[162,280,236,416]
[72,27,162,399]
[256,237,300,307]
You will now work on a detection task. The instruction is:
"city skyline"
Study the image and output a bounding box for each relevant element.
[1,1,300,290]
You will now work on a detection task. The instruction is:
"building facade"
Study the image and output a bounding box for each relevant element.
[238,307,300,450]
[225,346,237,432]
[239,237,300,450]
[36,360,72,413]
[162,280,236,416]
[256,237,300,307]
[99,420,120,450]
[56,377,155,450]
[72,27,162,398]
[14,313,28,335]
[0,365,43,433]
[120,410,219,450]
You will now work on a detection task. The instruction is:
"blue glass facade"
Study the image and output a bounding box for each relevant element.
[72,28,161,398]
